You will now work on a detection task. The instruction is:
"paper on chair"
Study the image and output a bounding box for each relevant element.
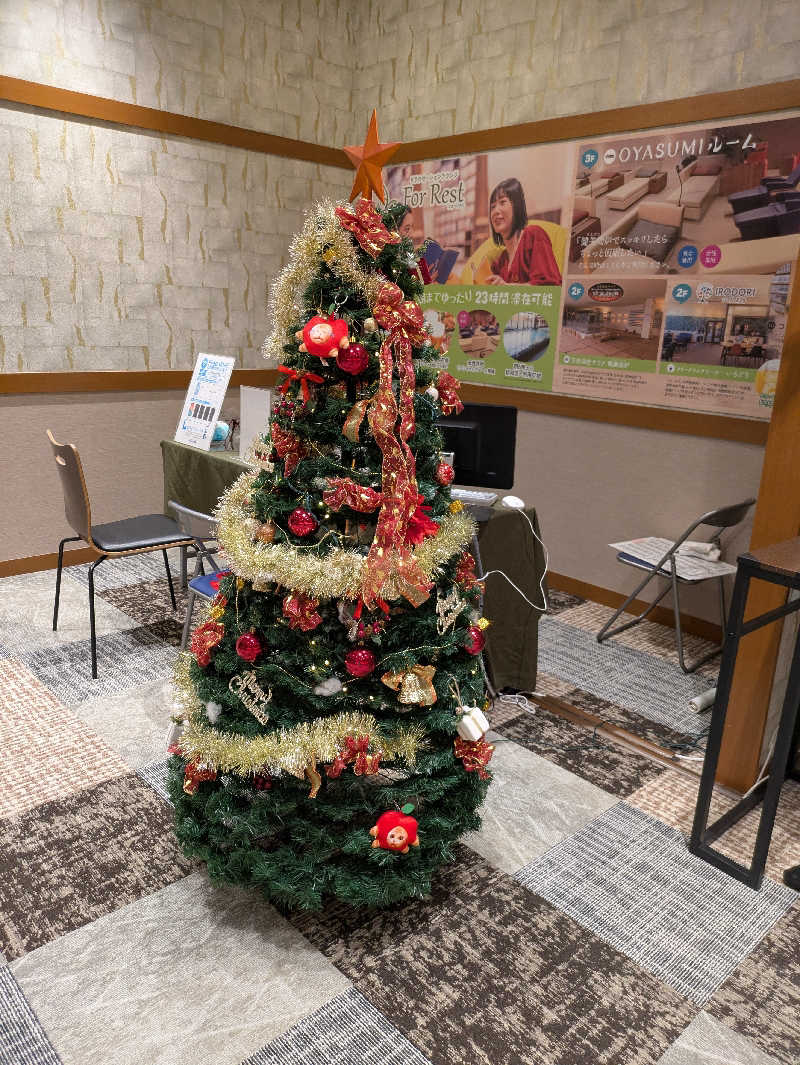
[609,537,737,581]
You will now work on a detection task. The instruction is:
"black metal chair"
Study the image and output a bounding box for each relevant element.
[48,430,194,678]
[596,499,756,673]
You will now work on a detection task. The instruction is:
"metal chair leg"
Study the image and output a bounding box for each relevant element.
[53,535,81,630]
[672,566,724,674]
[181,589,197,650]
[597,572,672,643]
[88,555,107,679]
[163,549,177,610]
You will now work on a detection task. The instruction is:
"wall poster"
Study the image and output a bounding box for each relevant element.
[385,109,800,420]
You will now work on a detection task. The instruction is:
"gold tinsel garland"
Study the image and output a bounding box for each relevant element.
[262,200,384,363]
[215,472,475,601]
[173,656,425,777]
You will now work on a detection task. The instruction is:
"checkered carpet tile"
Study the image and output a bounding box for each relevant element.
[515,803,797,1005]
[537,615,712,736]
[1,563,798,1065]
[0,967,62,1065]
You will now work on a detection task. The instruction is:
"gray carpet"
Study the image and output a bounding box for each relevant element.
[537,616,711,736]
[515,803,797,1005]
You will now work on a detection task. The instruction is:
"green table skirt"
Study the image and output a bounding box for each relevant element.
[478,506,547,695]
[161,439,250,518]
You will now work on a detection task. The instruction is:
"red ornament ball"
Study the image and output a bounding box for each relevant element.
[298,315,349,359]
[345,648,377,678]
[370,810,420,853]
[436,461,455,486]
[236,631,263,662]
[464,624,486,655]
[287,507,318,537]
[336,342,369,375]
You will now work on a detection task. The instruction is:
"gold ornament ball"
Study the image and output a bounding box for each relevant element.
[448,500,465,514]
[477,617,491,631]
[255,521,276,544]
[363,317,377,333]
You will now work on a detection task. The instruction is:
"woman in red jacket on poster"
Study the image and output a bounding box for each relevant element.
[487,178,562,286]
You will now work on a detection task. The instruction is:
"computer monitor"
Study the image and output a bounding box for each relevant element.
[435,402,517,490]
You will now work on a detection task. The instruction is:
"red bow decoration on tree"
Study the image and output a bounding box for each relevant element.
[436,371,464,416]
[326,734,382,778]
[323,477,383,513]
[334,200,401,259]
[455,551,480,589]
[277,365,324,405]
[271,423,308,477]
[454,736,495,780]
[282,591,322,631]
[361,281,432,607]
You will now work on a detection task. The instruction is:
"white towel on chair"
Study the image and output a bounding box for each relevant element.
[677,541,721,561]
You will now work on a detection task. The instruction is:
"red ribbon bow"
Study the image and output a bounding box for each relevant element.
[282,591,322,632]
[436,371,464,416]
[454,737,495,781]
[334,200,401,259]
[271,423,307,477]
[277,365,324,405]
[323,477,383,514]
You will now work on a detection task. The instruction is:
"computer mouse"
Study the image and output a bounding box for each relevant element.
[501,495,525,509]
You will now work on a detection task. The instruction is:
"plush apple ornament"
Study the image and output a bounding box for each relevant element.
[296,315,349,359]
[370,805,420,853]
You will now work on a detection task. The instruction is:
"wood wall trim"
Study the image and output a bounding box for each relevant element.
[0,369,767,444]
[0,546,97,578]
[715,255,800,792]
[0,76,349,168]
[2,75,798,173]
[394,79,800,161]
[0,368,279,395]
[547,570,723,644]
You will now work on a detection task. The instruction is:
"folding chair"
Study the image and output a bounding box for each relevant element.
[166,501,227,649]
[596,499,755,673]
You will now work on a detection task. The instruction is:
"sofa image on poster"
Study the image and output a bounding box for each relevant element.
[570,114,800,277]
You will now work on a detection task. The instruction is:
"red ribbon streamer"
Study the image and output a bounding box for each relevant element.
[436,371,464,416]
[277,365,324,405]
[334,201,401,259]
[361,281,432,607]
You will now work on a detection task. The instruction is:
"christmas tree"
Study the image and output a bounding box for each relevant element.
[168,128,494,910]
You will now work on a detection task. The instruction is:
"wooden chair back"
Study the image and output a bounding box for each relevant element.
[47,430,92,542]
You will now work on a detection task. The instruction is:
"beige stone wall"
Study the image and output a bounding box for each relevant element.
[351,0,800,141]
[0,0,356,144]
[0,103,349,372]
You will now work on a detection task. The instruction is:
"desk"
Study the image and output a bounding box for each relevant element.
[160,440,546,692]
[161,439,250,517]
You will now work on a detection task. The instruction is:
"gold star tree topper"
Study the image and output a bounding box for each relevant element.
[343,110,400,203]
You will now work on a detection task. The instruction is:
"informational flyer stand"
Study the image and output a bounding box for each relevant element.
[174,353,235,450]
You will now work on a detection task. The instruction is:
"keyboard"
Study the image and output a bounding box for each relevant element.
[451,488,498,506]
